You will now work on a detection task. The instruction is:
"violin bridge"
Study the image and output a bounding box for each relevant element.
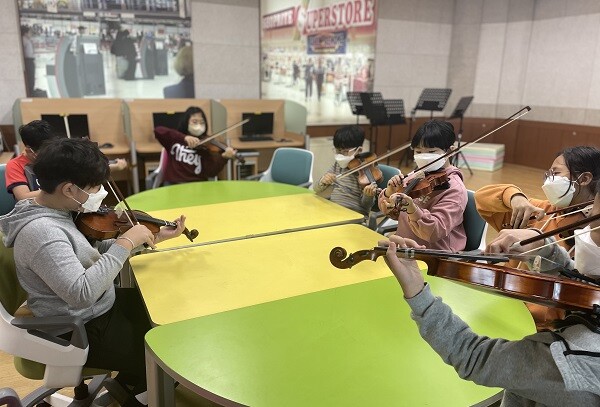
[531,255,542,273]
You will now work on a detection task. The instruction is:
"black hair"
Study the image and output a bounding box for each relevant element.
[19,120,56,151]
[333,125,364,149]
[21,26,30,34]
[559,146,600,183]
[411,120,456,150]
[33,138,110,193]
[177,106,208,136]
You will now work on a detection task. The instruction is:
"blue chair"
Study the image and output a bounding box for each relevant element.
[366,164,400,230]
[0,165,16,216]
[463,189,488,251]
[250,148,314,188]
[376,189,488,251]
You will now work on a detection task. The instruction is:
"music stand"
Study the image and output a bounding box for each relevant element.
[346,92,364,125]
[360,92,386,153]
[382,99,406,164]
[448,96,474,174]
[400,88,452,167]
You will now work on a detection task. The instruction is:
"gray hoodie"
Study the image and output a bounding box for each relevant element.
[407,284,600,406]
[0,199,130,324]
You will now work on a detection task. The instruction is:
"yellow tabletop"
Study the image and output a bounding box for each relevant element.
[131,224,391,325]
[144,193,364,248]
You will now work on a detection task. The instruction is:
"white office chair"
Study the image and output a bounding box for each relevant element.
[249,147,314,188]
[0,237,127,406]
[145,149,168,190]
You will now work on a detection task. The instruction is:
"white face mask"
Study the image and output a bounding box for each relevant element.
[188,124,205,137]
[541,176,576,208]
[334,153,354,169]
[72,185,108,213]
[413,153,445,172]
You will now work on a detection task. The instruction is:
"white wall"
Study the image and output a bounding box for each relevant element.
[0,1,25,124]
[191,0,260,99]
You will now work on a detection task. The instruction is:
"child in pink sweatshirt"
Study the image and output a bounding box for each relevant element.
[378,120,467,251]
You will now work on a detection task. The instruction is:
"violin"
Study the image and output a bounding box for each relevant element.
[347,152,383,187]
[75,206,199,243]
[329,246,600,313]
[400,170,450,199]
[197,138,246,164]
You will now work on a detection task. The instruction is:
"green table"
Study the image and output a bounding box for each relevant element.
[125,180,311,211]
[145,259,535,406]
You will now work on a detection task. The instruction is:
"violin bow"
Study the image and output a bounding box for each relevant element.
[336,142,412,180]
[544,199,594,216]
[518,217,600,255]
[105,177,141,227]
[194,119,250,148]
[410,106,531,175]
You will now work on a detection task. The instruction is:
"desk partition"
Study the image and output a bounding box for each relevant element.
[15,98,129,155]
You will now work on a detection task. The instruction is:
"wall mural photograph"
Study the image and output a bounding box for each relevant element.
[18,0,192,99]
[260,0,378,124]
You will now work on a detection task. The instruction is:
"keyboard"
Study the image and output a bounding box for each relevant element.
[239,135,274,142]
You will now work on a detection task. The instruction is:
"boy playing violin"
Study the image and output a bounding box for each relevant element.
[378,120,467,252]
[381,188,600,406]
[314,125,378,216]
[0,138,187,407]
[6,120,129,201]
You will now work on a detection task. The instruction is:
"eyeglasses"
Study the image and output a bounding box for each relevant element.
[333,147,358,155]
[543,169,556,182]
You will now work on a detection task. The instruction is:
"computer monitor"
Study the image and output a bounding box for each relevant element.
[242,112,274,136]
[153,112,186,130]
[42,114,90,139]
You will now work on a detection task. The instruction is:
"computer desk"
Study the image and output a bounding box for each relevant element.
[230,132,305,172]
[141,226,536,407]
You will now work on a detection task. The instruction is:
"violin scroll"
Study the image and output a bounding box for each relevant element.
[330,246,388,269]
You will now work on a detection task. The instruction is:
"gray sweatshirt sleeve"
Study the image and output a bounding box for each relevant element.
[29,235,130,308]
[405,284,566,394]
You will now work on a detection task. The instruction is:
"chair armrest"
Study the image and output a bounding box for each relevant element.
[0,388,22,407]
[367,210,383,230]
[12,315,88,349]
[298,181,312,188]
[245,172,264,181]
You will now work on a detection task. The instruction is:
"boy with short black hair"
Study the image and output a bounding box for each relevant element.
[0,138,186,407]
[314,125,378,216]
[6,120,56,200]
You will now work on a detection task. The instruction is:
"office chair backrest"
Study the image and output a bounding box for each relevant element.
[0,239,25,316]
[463,190,488,251]
[370,164,400,213]
[145,149,168,189]
[267,148,314,186]
[0,165,16,216]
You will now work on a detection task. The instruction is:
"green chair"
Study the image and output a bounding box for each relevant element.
[249,147,314,188]
[0,164,16,216]
[0,237,127,406]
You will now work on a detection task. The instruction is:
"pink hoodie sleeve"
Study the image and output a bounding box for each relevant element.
[406,174,467,243]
